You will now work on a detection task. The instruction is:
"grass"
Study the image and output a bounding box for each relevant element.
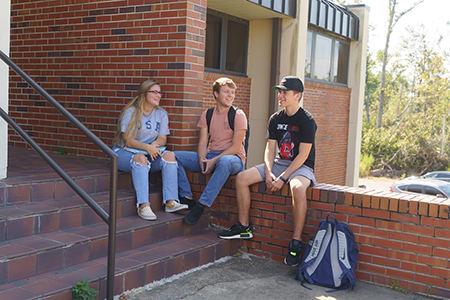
[390,280,408,295]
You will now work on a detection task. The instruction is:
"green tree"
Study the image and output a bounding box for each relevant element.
[362,24,450,175]
[377,0,425,129]
[364,51,380,126]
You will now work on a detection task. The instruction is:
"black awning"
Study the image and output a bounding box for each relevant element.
[309,0,359,40]
[246,0,297,18]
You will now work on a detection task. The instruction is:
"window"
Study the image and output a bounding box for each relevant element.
[205,13,222,70]
[424,186,442,196]
[305,29,349,84]
[427,173,450,180]
[407,184,422,194]
[305,31,312,78]
[315,34,332,81]
[396,184,407,191]
[333,40,349,83]
[205,9,249,75]
[438,184,450,196]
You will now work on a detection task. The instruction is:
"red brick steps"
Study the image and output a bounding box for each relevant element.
[0,147,238,299]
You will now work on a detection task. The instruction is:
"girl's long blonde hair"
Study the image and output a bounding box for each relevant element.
[114,80,160,147]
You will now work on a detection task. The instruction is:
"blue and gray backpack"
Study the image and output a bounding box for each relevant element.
[295,215,359,291]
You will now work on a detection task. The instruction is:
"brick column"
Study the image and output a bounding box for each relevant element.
[165,0,207,151]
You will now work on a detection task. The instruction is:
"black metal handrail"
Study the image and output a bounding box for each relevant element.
[0,50,118,300]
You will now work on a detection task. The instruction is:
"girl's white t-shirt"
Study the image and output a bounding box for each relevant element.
[120,107,170,146]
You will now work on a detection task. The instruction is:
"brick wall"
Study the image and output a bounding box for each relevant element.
[9,0,207,156]
[187,172,450,299]
[304,81,350,185]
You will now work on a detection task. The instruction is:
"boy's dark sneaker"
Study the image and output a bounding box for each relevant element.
[184,202,205,225]
[218,222,253,239]
[284,239,302,266]
[179,196,196,210]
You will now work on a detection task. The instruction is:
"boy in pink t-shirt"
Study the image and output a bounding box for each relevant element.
[174,78,248,225]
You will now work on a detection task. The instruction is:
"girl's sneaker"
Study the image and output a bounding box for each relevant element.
[165,201,189,213]
[138,205,157,220]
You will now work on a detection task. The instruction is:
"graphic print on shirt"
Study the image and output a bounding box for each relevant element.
[223,120,231,131]
[278,125,300,160]
[144,119,161,132]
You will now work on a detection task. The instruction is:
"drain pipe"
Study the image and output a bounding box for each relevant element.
[269,18,282,117]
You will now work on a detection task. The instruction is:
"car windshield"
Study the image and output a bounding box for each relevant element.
[437,174,450,178]
[425,172,450,179]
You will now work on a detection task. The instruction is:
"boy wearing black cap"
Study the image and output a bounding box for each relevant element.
[218,76,317,267]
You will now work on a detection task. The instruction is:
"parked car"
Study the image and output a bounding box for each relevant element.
[403,175,421,180]
[390,178,450,198]
[421,171,450,182]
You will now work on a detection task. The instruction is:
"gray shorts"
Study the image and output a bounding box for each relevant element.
[254,159,316,187]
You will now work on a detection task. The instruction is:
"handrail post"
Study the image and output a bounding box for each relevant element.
[107,156,118,300]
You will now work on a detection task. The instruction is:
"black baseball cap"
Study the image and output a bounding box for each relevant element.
[272,76,304,93]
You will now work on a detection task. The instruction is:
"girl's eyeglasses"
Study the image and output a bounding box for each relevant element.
[147,90,164,96]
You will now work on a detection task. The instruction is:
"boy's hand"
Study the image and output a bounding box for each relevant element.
[265,173,276,191]
[201,158,216,174]
[270,177,284,192]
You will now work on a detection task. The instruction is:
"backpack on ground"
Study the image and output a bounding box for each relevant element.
[295,215,359,291]
[206,106,250,155]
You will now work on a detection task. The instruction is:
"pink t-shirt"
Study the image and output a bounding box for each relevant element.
[197,107,247,163]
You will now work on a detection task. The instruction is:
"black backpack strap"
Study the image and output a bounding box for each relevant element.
[206,107,214,133]
[227,106,238,131]
[228,106,249,154]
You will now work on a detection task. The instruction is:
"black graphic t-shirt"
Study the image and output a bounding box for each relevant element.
[266,108,317,169]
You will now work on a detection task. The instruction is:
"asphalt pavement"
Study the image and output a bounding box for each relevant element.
[358,177,397,193]
[117,252,429,300]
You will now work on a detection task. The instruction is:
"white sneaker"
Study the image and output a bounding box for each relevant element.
[138,205,157,220]
[165,201,189,213]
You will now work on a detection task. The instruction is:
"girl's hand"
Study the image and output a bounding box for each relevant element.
[146,144,161,161]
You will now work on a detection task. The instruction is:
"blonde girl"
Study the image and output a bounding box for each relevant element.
[113,80,187,220]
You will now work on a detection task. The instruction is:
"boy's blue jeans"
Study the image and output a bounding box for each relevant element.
[114,147,178,207]
[174,151,245,207]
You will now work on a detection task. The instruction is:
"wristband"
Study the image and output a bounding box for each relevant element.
[279,176,287,183]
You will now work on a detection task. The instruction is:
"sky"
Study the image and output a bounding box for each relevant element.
[360,0,450,56]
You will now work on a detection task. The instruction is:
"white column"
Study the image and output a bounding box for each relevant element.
[345,5,370,186]
[247,19,273,168]
[279,0,309,93]
[0,1,11,179]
